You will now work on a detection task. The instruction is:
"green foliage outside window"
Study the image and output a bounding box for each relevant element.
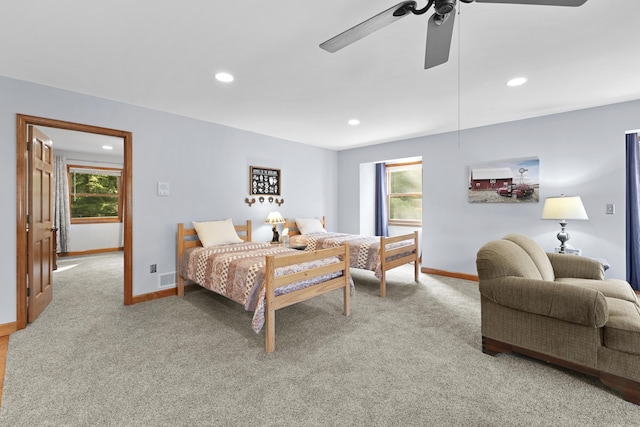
[70,171,120,219]
[387,165,422,223]
[389,196,422,221]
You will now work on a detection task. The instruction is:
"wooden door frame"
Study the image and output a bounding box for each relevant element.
[16,114,133,330]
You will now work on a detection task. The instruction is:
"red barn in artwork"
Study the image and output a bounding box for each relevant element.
[470,167,513,191]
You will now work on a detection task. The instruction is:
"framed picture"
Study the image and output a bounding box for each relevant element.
[468,157,539,203]
[250,166,281,196]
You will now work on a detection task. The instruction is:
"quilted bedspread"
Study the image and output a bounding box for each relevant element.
[180,242,349,333]
[289,232,414,279]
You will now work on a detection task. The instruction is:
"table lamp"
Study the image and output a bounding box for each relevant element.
[265,212,285,244]
[541,195,588,253]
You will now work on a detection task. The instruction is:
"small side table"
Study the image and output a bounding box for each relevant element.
[274,242,307,251]
[286,244,307,251]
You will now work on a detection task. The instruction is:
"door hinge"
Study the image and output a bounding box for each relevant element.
[26,214,30,225]
[26,140,31,151]
[26,287,31,297]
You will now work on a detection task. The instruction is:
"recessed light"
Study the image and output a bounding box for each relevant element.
[506,77,527,87]
[348,119,360,126]
[215,72,234,83]
[102,145,113,150]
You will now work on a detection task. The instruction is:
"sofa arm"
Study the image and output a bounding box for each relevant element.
[479,276,608,327]
[547,253,605,280]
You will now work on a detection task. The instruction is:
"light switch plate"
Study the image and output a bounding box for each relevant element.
[157,182,170,196]
[606,203,615,214]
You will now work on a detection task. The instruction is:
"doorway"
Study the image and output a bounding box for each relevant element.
[15,114,133,330]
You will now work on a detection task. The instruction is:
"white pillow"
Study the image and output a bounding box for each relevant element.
[193,219,243,247]
[295,218,326,235]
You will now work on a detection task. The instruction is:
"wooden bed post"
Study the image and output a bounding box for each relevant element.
[413,230,419,282]
[177,223,185,297]
[343,243,351,316]
[380,236,387,298]
[245,220,252,242]
[265,255,276,353]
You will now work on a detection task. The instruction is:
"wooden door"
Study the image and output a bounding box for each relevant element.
[27,126,54,322]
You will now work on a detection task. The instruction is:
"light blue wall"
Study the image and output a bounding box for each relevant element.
[4,74,638,326]
[339,99,640,281]
[0,76,338,325]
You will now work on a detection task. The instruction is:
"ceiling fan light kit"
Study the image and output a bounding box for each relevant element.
[320,0,589,70]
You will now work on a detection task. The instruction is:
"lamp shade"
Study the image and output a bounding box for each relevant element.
[265,211,285,225]
[541,196,588,220]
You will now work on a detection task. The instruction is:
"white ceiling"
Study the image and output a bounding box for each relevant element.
[2,1,640,151]
[36,127,124,158]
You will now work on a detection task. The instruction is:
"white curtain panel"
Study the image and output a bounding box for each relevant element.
[53,155,71,253]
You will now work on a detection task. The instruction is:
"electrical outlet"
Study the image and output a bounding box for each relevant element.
[606,203,615,215]
[150,264,157,273]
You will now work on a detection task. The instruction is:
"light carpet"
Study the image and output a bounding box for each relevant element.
[1,252,639,426]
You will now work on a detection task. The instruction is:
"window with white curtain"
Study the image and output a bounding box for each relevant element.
[67,165,123,224]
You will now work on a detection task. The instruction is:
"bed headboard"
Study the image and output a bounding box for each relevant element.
[176,220,252,297]
[177,220,252,251]
[283,216,326,236]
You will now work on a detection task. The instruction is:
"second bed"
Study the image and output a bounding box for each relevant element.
[283,216,419,297]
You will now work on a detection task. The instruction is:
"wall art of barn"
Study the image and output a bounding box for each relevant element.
[468,157,539,203]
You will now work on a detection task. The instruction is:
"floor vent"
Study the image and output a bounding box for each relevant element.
[159,272,177,288]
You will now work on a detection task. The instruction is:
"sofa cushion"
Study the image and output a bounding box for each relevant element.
[548,253,605,280]
[480,277,608,327]
[603,298,640,355]
[503,234,555,281]
[555,277,639,305]
[476,240,543,281]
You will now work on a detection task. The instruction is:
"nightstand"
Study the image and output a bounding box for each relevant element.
[274,242,307,251]
[286,244,307,251]
[590,257,610,271]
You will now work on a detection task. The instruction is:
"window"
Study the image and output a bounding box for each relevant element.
[386,161,422,226]
[68,165,123,224]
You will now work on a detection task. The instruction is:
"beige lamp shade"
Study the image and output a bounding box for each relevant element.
[265,211,285,225]
[541,196,588,220]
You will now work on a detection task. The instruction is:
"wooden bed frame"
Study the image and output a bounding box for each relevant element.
[283,216,419,298]
[176,220,351,352]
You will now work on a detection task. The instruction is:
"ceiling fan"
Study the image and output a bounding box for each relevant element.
[320,0,588,69]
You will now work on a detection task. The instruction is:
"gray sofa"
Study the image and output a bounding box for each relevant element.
[476,233,640,405]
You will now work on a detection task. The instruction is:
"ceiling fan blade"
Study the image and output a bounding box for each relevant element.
[474,0,587,6]
[320,1,417,53]
[424,12,456,70]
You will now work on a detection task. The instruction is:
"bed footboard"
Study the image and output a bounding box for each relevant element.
[379,231,419,297]
[264,243,351,353]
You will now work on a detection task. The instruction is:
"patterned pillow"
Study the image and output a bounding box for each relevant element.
[193,219,243,247]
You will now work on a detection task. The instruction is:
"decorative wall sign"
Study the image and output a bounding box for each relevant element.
[243,196,285,207]
[468,157,540,203]
[250,166,280,196]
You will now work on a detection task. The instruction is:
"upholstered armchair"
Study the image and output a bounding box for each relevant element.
[476,233,640,405]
